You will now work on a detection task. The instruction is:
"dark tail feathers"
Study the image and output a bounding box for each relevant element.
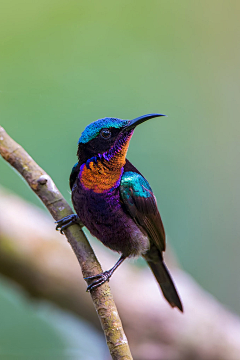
[147,259,183,312]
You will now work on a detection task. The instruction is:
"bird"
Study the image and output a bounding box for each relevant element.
[56,114,183,312]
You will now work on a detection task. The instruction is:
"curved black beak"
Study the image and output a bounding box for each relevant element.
[125,113,166,131]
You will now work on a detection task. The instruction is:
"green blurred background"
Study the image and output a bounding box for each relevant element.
[0,0,240,358]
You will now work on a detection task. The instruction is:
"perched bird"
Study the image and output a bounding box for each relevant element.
[56,114,183,312]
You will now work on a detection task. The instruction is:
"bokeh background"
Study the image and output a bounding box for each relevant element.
[0,0,240,358]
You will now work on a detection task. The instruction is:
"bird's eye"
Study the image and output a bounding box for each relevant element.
[100,129,111,139]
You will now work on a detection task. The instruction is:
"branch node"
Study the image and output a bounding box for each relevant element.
[38,175,48,185]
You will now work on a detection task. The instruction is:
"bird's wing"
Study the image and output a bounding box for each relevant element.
[69,162,80,190]
[120,171,166,252]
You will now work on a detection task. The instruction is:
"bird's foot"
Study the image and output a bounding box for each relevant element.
[84,256,126,291]
[55,214,80,234]
[84,270,113,291]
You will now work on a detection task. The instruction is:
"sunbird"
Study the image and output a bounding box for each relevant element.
[56,114,183,311]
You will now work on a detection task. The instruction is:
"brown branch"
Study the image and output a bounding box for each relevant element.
[0,126,133,360]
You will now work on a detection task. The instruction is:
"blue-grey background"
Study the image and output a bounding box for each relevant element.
[0,1,240,358]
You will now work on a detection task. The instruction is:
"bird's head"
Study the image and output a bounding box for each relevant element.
[77,113,165,166]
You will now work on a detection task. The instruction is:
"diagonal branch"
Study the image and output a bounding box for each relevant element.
[0,126,133,360]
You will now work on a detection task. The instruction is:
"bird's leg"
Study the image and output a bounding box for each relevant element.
[85,255,126,291]
[55,214,81,234]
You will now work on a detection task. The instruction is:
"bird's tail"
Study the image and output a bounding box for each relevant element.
[147,258,183,312]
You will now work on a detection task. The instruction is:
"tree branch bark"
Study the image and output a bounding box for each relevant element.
[0,126,133,360]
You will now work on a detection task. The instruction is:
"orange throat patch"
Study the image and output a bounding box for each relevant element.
[79,136,131,193]
[79,161,123,193]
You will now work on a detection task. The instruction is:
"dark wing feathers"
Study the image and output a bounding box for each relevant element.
[120,163,183,311]
[69,162,80,190]
[120,167,166,252]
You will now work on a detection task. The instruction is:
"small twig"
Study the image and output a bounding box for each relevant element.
[0,126,133,360]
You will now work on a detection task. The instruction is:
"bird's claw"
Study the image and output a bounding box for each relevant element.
[55,214,80,234]
[85,271,111,292]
